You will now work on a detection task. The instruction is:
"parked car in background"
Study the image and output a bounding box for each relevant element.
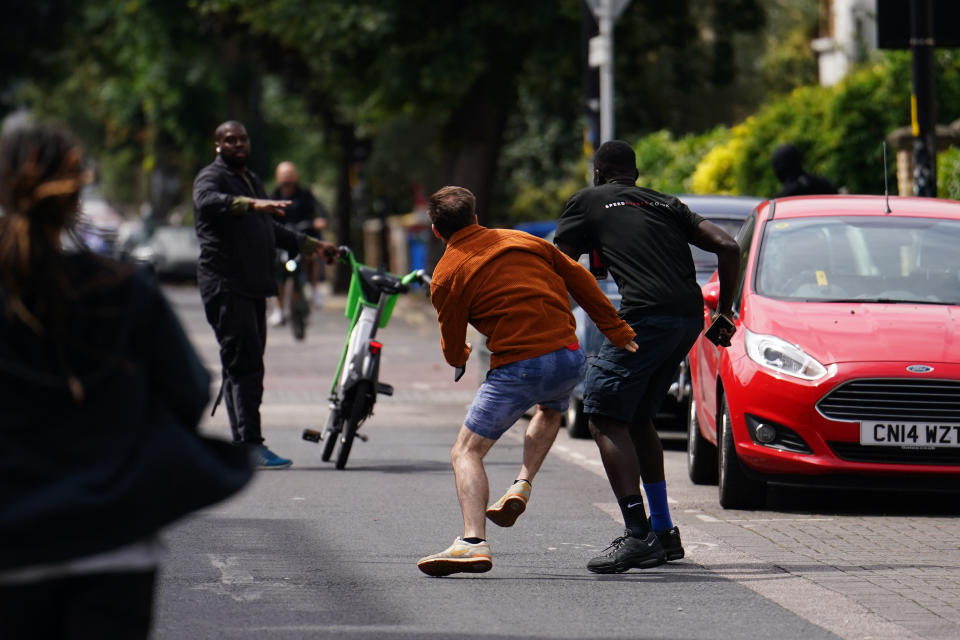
[75,185,122,256]
[565,195,762,438]
[687,195,960,508]
[130,225,200,282]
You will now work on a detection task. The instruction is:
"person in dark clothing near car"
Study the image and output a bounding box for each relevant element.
[0,123,252,639]
[555,140,740,573]
[193,120,337,469]
[268,160,328,325]
[771,143,838,198]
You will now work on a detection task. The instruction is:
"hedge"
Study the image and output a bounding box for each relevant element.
[641,51,960,198]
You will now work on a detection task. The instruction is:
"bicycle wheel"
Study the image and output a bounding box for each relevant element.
[291,307,306,340]
[290,291,308,341]
[320,408,340,462]
[335,380,373,469]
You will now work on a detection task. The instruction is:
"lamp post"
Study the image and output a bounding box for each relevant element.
[585,0,631,143]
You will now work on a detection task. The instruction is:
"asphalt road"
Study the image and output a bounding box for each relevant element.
[152,285,959,640]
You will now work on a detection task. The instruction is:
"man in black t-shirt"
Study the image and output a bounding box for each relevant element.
[554,140,739,574]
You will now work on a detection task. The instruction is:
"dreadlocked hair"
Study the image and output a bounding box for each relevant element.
[0,124,114,402]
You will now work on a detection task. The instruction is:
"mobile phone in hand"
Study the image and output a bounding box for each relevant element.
[704,314,735,347]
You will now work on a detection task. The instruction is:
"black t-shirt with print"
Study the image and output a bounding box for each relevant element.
[555,181,705,319]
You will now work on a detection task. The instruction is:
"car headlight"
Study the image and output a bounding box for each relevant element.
[743,328,828,381]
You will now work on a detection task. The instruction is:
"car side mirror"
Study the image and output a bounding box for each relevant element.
[701,281,720,311]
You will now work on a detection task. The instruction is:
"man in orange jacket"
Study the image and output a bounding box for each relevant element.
[416,186,638,577]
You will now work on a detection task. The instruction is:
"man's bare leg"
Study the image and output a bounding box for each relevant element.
[630,415,664,484]
[630,415,676,536]
[486,406,561,528]
[417,425,496,576]
[450,425,497,539]
[516,405,563,481]
[589,414,641,498]
[589,414,650,538]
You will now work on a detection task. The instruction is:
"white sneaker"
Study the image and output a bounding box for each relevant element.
[417,537,492,577]
[269,308,285,327]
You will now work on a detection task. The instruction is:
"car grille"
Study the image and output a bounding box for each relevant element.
[828,442,960,466]
[817,378,960,422]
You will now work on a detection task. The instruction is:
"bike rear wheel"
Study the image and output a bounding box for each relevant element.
[336,380,373,469]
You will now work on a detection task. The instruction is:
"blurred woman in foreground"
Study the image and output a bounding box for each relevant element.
[0,123,252,639]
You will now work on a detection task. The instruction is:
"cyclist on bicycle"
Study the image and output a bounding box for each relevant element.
[417,186,638,577]
[269,161,328,326]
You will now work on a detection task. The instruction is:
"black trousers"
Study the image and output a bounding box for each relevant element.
[0,570,156,640]
[203,291,267,444]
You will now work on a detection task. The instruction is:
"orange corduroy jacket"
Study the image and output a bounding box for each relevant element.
[430,224,635,370]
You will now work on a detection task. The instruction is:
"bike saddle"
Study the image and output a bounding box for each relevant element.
[358,267,407,297]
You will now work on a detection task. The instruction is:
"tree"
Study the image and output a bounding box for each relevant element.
[6,0,768,236]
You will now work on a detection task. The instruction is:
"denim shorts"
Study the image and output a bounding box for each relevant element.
[583,315,703,423]
[464,346,587,440]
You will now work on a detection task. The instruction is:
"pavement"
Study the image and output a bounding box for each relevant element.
[162,286,960,640]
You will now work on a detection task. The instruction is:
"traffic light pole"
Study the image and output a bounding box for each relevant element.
[910,0,937,197]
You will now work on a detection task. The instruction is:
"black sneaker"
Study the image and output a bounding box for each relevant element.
[587,530,666,574]
[654,526,685,561]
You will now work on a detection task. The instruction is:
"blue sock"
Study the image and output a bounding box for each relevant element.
[643,481,673,532]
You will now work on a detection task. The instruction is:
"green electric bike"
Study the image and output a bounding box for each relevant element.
[302,246,431,469]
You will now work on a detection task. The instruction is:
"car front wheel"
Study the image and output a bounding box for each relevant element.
[718,397,766,509]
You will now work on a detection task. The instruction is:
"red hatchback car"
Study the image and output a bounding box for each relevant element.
[687,195,960,508]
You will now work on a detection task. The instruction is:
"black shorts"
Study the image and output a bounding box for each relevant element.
[583,315,703,423]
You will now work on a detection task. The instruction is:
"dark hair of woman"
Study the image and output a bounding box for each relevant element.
[0,123,131,402]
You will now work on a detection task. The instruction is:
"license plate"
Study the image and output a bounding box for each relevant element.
[860,422,960,448]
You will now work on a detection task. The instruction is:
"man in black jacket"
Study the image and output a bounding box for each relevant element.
[193,120,336,469]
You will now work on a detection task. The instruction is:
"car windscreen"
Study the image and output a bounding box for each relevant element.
[689,217,744,272]
[755,215,960,304]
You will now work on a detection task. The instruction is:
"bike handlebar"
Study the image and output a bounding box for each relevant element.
[337,246,432,289]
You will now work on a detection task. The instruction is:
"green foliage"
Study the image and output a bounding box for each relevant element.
[685,52,960,197]
[259,77,335,197]
[4,0,770,221]
[16,0,242,208]
[756,0,819,95]
[506,170,586,227]
[635,128,731,195]
[938,147,960,201]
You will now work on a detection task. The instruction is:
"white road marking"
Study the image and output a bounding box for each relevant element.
[192,555,264,602]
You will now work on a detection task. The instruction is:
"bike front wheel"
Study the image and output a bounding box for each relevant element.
[335,380,373,470]
[291,309,306,340]
[289,291,308,341]
[320,408,340,462]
